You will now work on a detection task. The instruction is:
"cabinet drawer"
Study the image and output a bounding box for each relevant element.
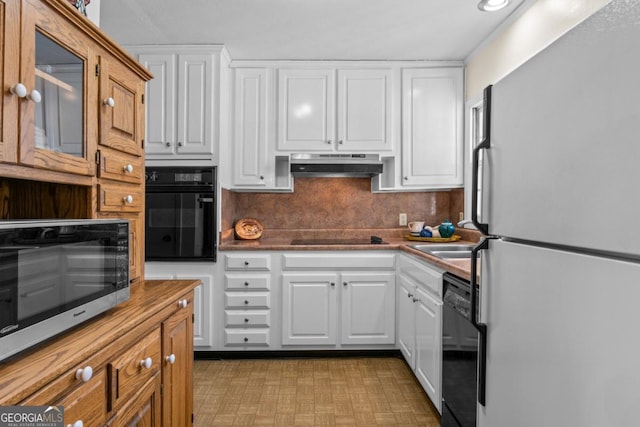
[398,254,444,296]
[108,328,161,411]
[98,182,143,213]
[225,293,270,309]
[224,254,271,271]
[224,330,270,346]
[97,149,143,184]
[225,274,270,290]
[282,252,396,270]
[22,368,107,427]
[225,310,271,327]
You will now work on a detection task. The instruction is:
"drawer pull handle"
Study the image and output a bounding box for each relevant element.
[244,300,249,305]
[75,366,93,383]
[123,195,133,204]
[123,164,134,173]
[104,97,115,107]
[244,337,249,342]
[178,299,188,308]
[244,282,249,287]
[244,261,249,266]
[244,318,249,323]
[165,354,176,364]
[66,421,83,427]
[140,357,152,369]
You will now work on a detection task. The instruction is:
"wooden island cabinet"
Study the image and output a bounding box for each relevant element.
[0,280,200,427]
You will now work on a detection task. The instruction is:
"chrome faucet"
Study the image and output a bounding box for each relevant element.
[457,219,477,229]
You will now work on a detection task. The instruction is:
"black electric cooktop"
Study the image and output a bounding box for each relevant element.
[290,236,387,245]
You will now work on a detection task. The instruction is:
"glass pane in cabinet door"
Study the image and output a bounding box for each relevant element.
[34,31,84,157]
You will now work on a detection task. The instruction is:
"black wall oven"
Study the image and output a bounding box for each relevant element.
[145,166,216,261]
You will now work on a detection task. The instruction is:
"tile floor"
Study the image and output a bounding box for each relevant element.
[193,356,440,426]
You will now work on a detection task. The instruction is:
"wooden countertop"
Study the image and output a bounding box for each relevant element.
[0,279,201,405]
[220,233,479,281]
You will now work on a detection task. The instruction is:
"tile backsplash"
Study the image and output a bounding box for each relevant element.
[222,178,463,233]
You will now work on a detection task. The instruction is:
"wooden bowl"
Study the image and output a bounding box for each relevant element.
[234,218,264,240]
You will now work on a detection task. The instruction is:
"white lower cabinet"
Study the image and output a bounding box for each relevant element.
[282,271,396,346]
[280,252,396,348]
[144,262,214,348]
[397,253,444,413]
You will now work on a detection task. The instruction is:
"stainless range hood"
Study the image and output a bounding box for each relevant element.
[290,153,383,177]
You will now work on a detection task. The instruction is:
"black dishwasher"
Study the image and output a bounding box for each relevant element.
[441,273,479,427]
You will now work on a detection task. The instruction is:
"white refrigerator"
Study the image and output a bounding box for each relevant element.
[472,1,640,426]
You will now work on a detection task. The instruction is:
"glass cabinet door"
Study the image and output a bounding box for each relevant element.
[19,0,95,176]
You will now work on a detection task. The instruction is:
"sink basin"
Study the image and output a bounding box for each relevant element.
[409,243,476,260]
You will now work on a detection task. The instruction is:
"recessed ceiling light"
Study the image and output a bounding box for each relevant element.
[478,0,509,12]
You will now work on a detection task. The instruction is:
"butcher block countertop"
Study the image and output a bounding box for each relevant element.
[0,279,201,405]
[220,228,481,281]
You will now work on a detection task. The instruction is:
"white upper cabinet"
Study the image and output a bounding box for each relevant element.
[401,67,463,188]
[277,68,394,152]
[277,69,335,151]
[337,69,393,152]
[131,45,229,160]
[232,68,271,186]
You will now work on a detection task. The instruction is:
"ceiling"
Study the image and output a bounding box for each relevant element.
[99,0,530,61]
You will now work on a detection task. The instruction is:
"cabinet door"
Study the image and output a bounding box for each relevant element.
[282,273,337,345]
[402,68,463,188]
[340,272,395,345]
[137,53,176,155]
[414,286,442,412]
[397,275,416,368]
[99,54,145,157]
[162,298,194,427]
[337,69,393,151]
[20,0,95,176]
[233,68,270,187]
[277,69,335,151]
[176,53,214,155]
[110,373,161,427]
[0,0,19,164]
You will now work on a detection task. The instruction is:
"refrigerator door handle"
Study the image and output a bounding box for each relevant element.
[471,237,494,407]
[472,85,492,235]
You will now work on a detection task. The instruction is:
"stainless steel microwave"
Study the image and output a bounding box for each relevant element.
[0,219,129,362]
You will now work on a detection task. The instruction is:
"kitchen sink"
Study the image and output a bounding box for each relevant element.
[409,244,476,260]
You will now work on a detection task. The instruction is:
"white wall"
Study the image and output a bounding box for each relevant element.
[86,0,101,26]
[465,0,610,100]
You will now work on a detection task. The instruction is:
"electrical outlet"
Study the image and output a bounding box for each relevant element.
[399,213,407,226]
[459,211,464,222]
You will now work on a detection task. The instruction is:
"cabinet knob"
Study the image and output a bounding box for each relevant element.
[407,293,413,299]
[123,164,134,173]
[244,318,249,323]
[244,281,249,287]
[338,140,343,145]
[75,366,93,383]
[326,140,332,144]
[28,89,42,103]
[244,261,249,266]
[244,300,249,305]
[10,83,27,98]
[140,357,152,369]
[165,354,176,364]
[178,299,188,308]
[244,337,249,342]
[123,195,133,204]
[260,176,264,180]
[343,282,348,287]
[412,297,419,303]
[178,142,183,147]
[103,97,115,107]
[404,176,409,180]
[66,421,83,427]
[165,142,171,147]
[330,282,335,287]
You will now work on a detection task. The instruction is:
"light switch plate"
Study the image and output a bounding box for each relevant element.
[399,213,407,226]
